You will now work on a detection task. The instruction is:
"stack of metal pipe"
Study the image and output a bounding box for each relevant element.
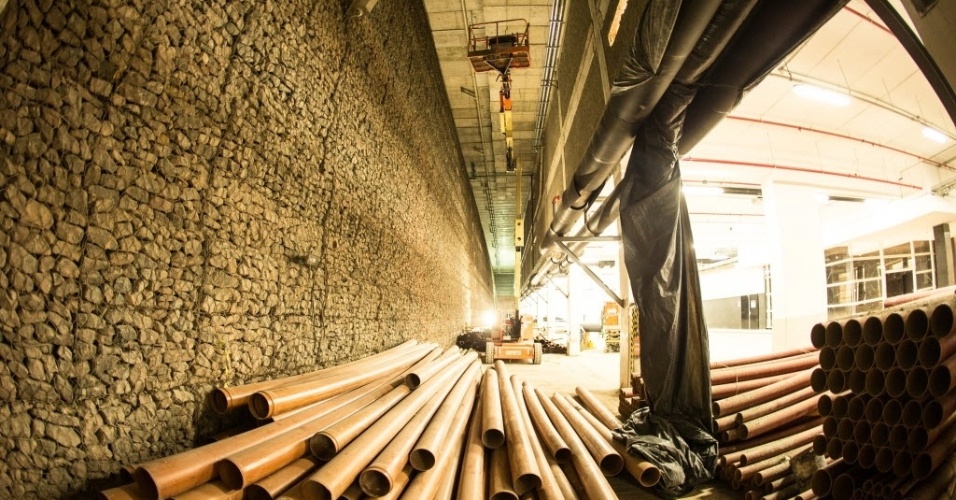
[710,347,827,499]
[809,297,956,500]
[97,342,664,499]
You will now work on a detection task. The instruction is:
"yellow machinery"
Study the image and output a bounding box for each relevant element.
[485,315,542,365]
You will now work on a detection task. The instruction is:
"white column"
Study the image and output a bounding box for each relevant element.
[763,181,829,350]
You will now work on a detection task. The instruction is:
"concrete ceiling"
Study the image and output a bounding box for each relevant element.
[424,0,956,292]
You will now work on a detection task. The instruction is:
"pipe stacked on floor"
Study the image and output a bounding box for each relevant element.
[99,342,664,500]
[807,297,956,500]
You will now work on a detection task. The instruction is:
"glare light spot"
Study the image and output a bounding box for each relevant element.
[793,84,852,107]
[923,127,948,144]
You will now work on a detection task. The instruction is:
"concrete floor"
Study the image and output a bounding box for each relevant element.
[505,349,742,500]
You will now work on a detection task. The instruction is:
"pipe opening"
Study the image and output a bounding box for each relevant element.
[404,374,422,389]
[409,449,436,471]
[600,455,624,476]
[810,368,828,393]
[884,313,904,344]
[825,322,843,348]
[918,337,942,367]
[826,370,846,393]
[249,393,273,420]
[892,451,912,476]
[209,389,231,414]
[310,433,339,461]
[847,396,866,421]
[923,399,945,429]
[811,323,826,348]
[359,468,392,497]
[913,454,933,480]
[817,394,833,417]
[848,369,866,394]
[133,468,159,500]
[852,421,870,444]
[906,367,929,398]
[481,429,505,449]
[897,340,918,370]
[217,461,245,490]
[832,471,856,499]
[837,419,854,440]
[302,481,333,500]
[836,346,854,371]
[930,303,954,337]
[822,416,838,439]
[863,316,883,346]
[244,485,271,500]
[513,473,542,496]
[885,368,907,398]
[907,427,928,453]
[864,398,884,424]
[825,438,842,461]
[875,447,894,473]
[929,365,953,398]
[875,343,896,371]
[554,447,572,464]
[854,345,874,371]
[832,396,849,418]
[905,309,929,340]
[883,399,902,426]
[844,319,862,347]
[871,423,889,447]
[819,347,837,371]
[888,425,908,451]
[865,369,885,397]
[812,434,828,455]
[811,468,833,496]
[639,467,661,487]
[491,492,520,500]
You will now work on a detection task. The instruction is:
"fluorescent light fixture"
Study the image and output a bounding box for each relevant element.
[683,185,724,196]
[923,126,948,144]
[793,84,851,107]
[813,193,830,204]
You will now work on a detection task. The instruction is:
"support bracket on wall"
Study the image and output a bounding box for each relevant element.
[546,275,569,299]
[554,240,624,307]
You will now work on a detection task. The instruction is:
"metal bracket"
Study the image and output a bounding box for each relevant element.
[554,240,624,307]
[546,275,569,298]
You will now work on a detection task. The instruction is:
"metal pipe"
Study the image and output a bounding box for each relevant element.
[169,481,240,500]
[906,367,930,398]
[340,481,363,500]
[574,386,622,430]
[835,346,854,372]
[738,426,821,466]
[930,300,956,336]
[906,308,930,341]
[711,353,818,385]
[375,464,412,500]
[864,397,884,424]
[864,369,885,397]
[713,368,814,417]
[862,316,883,347]
[852,421,870,445]
[884,312,905,345]
[843,319,862,347]
[826,438,843,459]
[918,333,956,368]
[847,369,866,394]
[889,424,909,451]
[831,468,869,500]
[812,434,828,456]
[522,384,571,464]
[734,445,809,484]
[361,362,476,497]
[209,340,418,414]
[857,444,875,469]
[923,389,956,429]
[811,323,826,349]
[883,398,902,426]
[455,393,485,500]
[552,393,624,476]
[720,418,824,458]
[908,411,956,453]
[715,413,738,433]
[249,344,434,419]
[837,419,854,441]
[510,377,564,500]
[710,346,818,369]
[907,452,956,499]
[244,457,319,500]
[301,358,477,500]
[854,344,874,371]
[534,387,617,499]
[832,395,849,420]
[893,450,913,476]
[826,370,846,394]
[410,361,483,471]
[885,367,907,398]
[841,440,859,464]
[897,339,919,370]
[875,446,894,473]
[823,416,837,440]
[817,394,834,417]
[310,384,412,460]
[928,349,956,397]
[825,321,843,348]
[735,386,817,426]
[847,395,868,422]
[493,361,542,495]
[404,347,461,389]
[810,368,828,393]
[871,422,889,447]
[875,343,896,372]
[818,347,837,372]
[713,373,792,400]
[489,446,518,500]
[810,458,848,497]
[97,484,147,500]
[481,368,505,449]
[739,394,822,439]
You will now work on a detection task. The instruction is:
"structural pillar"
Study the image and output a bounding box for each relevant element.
[762,181,829,350]
[933,223,955,287]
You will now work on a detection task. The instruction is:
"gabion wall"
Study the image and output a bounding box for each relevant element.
[0,0,494,496]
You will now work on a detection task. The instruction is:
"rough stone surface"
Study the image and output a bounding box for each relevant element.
[0,0,494,497]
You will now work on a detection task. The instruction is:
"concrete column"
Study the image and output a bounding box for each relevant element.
[933,223,954,287]
[762,181,829,350]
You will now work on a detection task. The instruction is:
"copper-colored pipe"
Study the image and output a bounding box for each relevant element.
[737,426,821,466]
[865,369,886,397]
[896,339,919,370]
[837,419,854,441]
[360,362,475,497]
[825,321,843,348]
[813,434,828,459]
[928,347,956,397]
[810,368,828,393]
[883,398,903,426]
[847,369,866,394]
[811,323,826,349]
[169,481,241,500]
[376,464,412,500]
[510,377,564,500]
[884,312,905,344]
[535,387,617,499]
[842,440,859,464]
[713,369,814,417]
[551,394,625,477]
[245,457,320,500]
[810,458,847,496]
[889,424,909,451]
[906,308,930,341]
[864,397,884,424]
[852,421,870,444]
[410,361,483,471]
[831,395,849,419]
[400,377,478,500]
[863,316,883,347]
[566,401,661,487]
[818,347,837,372]
[574,386,622,430]
[739,394,821,440]
[481,368,505,449]
[871,422,889,447]
[822,416,837,440]
[404,347,461,389]
[713,373,792,400]
[98,484,147,500]
[455,393,485,500]
[548,455,580,500]
[793,487,815,500]
[826,438,843,459]
[220,376,397,489]
[835,346,854,372]
[817,394,834,417]
[831,468,870,500]
[715,413,738,432]
[906,367,930,399]
[710,353,819,385]
[844,319,863,347]
[826,370,846,393]
[874,342,896,371]
[720,418,824,458]
[847,394,867,421]
[492,361,541,495]
[885,367,907,398]
[710,346,819,369]
[209,340,419,414]
[249,343,434,419]
[339,481,364,500]
[908,452,956,499]
[854,345,875,371]
[736,386,816,426]
[930,301,956,336]
[918,333,956,368]
[310,383,411,460]
[734,445,809,483]
[857,444,875,469]
[522,384,571,464]
[923,389,956,429]
[894,450,914,476]
[908,411,956,453]
[301,358,476,500]
[489,446,518,500]
[875,446,895,473]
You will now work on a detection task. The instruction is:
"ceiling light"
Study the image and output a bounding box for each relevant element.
[813,193,830,204]
[922,127,948,144]
[792,84,851,107]
[683,185,724,196]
